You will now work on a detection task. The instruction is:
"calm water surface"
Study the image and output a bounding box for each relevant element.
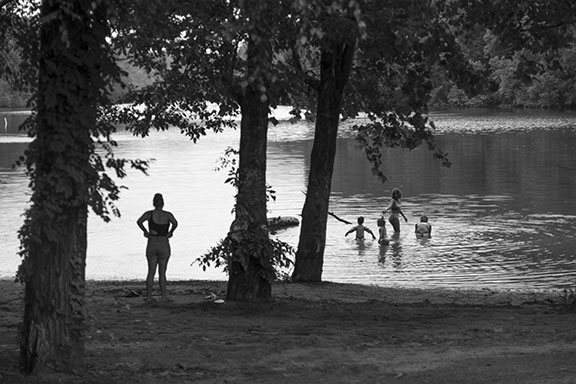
[1,108,575,290]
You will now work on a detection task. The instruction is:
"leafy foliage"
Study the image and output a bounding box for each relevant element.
[215,146,277,204]
[355,113,451,183]
[2,1,150,224]
[335,1,466,180]
[6,2,576,111]
[195,236,295,282]
[0,78,29,108]
[105,0,242,139]
[203,145,290,280]
[6,0,150,286]
[432,0,576,108]
[0,0,37,95]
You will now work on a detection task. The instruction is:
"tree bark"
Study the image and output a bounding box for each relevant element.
[226,3,274,301]
[226,88,273,300]
[293,19,356,282]
[19,0,98,373]
[20,209,87,373]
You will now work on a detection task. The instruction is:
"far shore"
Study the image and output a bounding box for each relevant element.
[0,108,31,113]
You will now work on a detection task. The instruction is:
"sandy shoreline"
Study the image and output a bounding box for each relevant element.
[1,279,575,383]
[1,277,568,305]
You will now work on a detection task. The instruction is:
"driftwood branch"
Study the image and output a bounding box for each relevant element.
[328,211,352,225]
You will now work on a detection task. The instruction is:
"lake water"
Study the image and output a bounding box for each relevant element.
[1,108,576,291]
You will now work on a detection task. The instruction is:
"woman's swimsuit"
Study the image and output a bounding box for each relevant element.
[388,199,402,232]
[389,199,402,216]
[149,211,169,237]
[146,211,171,260]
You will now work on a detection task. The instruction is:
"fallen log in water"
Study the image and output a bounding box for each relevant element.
[268,216,300,231]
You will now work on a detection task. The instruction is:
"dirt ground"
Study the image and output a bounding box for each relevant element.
[1,279,575,384]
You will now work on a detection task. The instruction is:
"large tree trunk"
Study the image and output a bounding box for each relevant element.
[226,4,274,301]
[19,0,98,373]
[226,90,273,301]
[20,210,88,373]
[292,19,356,282]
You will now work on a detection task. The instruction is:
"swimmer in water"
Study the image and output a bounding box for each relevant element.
[377,217,390,245]
[415,215,432,237]
[345,216,376,240]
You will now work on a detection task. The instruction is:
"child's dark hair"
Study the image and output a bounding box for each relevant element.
[420,215,428,222]
[377,218,385,226]
[357,216,364,224]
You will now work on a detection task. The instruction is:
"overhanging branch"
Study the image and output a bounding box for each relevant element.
[0,0,17,9]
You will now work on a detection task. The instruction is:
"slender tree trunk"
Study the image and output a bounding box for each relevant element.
[226,3,274,301]
[19,0,98,372]
[293,20,356,282]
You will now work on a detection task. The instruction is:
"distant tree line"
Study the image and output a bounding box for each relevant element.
[0,78,29,108]
[5,35,576,111]
[0,59,150,108]
[430,28,576,109]
[105,22,576,111]
[117,5,576,111]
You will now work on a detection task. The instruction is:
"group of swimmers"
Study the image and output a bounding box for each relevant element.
[345,188,432,245]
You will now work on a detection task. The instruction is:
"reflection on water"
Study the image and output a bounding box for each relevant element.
[1,109,576,290]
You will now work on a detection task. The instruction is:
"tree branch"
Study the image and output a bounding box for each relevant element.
[0,0,16,9]
[291,41,321,91]
[328,211,352,225]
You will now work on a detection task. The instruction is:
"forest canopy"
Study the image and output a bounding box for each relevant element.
[3,4,576,110]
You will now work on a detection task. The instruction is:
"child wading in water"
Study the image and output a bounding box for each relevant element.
[415,215,432,237]
[345,216,376,240]
[377,218,390,245]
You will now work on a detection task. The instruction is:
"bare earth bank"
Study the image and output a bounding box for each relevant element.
[1,280,575,384]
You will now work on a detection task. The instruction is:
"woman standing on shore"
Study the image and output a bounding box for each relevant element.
[382,188,407,233]
[137,193,178,303]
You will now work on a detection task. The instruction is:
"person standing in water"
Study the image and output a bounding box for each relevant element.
[137,193,178,303]
[382,188,407,233]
